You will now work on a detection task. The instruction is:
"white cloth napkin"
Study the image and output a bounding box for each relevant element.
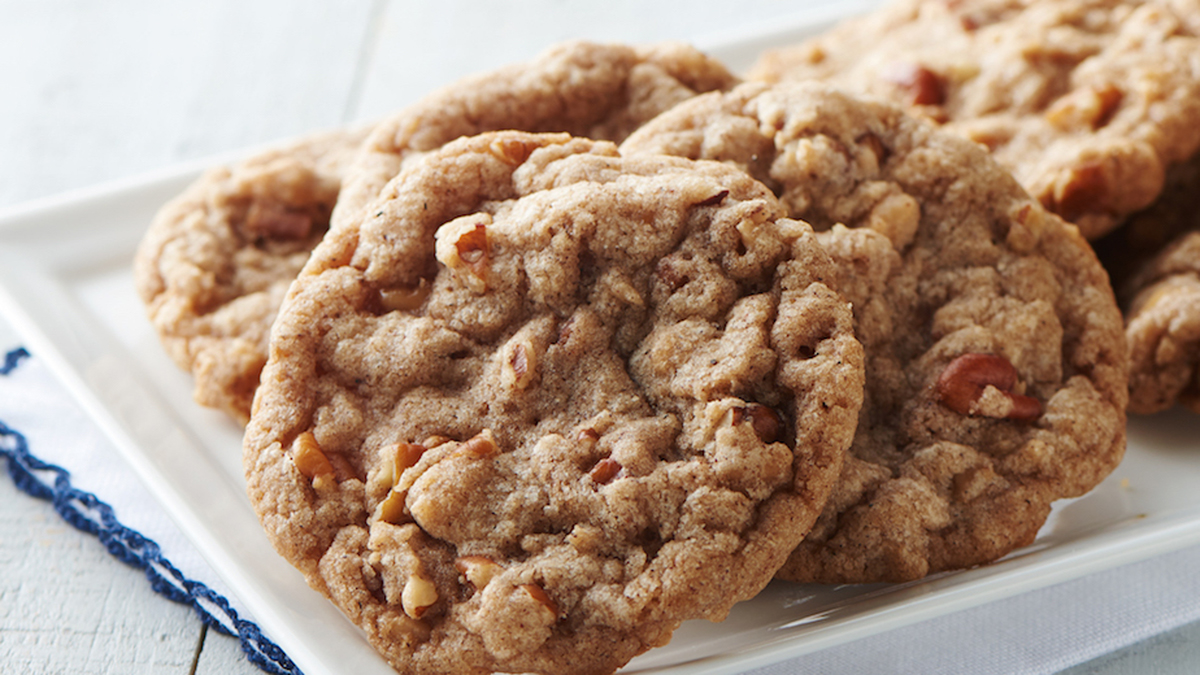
[4,329,1199,675]
[0,334,297,674]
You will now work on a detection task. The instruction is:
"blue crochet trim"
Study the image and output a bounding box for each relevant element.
[0,346,28,375]
[0,347,301,675]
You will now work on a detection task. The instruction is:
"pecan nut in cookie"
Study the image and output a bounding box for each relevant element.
[244,131,865,674]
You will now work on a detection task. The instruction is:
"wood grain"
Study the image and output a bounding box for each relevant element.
[0,477,198,674]
[0,0,376,209]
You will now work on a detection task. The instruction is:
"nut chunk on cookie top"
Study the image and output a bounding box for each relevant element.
[623,82,1129,583]
[244,131,864,674]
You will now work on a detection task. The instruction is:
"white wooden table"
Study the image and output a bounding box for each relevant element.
[1,1,1198,673]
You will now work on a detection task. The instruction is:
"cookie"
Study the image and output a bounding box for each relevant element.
[1119,230,1200,414]
[622,82,1128,582]
[135,41,736,425]
[244,131,864,674]
[1093,152,1200,414]
[1091,153,1200,294]
[332,40,739,231]
[133,126,369,424]
[747,0,1200,239]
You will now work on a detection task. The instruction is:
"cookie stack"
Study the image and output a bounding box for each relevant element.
[132,1,1200,672]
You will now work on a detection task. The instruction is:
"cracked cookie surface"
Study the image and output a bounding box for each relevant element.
[133,127,369,423]
[747,0,1200,239]
[623,82,1128,582]
[244,131,864,674]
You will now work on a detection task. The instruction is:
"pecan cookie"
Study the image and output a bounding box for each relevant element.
[244,131,864,674]
[747,0,1200,240]
[1093,152,1200,414]
[623,82,1128,582]
[1121,232,1200,414]
[133,126,369,423]
[332,40,739,231]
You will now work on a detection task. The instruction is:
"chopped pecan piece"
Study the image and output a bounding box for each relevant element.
[393,442,427,478]
[488,136,538,165]
[1045,84,1123,131]
[505,342,537,390]
[731,403,784,443]
[883,63,946,106]
[401,573,438,619]
[520,583,559,619]
[455,556,502,591]
[292,431,334,480]
[695,189,729,207]
[460,429,498,457]
[588,458,622,484]
[377,488,409,524]
[379,279,431,312]
[435,215,492,293]
[936,353,1042,421]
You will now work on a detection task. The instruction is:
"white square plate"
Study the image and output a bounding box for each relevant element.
[2,9,1200,675]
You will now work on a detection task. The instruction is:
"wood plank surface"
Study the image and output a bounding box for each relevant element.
[0,0,377,208]
[0,477,199,675]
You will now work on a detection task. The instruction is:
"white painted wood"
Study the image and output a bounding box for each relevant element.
[193,626,267,675]
[0,0,376,208]
[0,476,198,675]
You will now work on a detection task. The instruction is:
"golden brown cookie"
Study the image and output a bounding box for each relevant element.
[244,131,864,674]
[1093,152,1200,414]
[747,0,1200,239]
[1120,232,1200,414]
[623,82,1129,582]
[133,127,369,423]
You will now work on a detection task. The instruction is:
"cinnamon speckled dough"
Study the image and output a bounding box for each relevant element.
[244,131,864,674]
[332,40,738,231]
[747,0,1200,240]
[622,82,1128,582]
[133,127,369,423]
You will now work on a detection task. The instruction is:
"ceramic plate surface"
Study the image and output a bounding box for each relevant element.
[2,8,1199,675]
